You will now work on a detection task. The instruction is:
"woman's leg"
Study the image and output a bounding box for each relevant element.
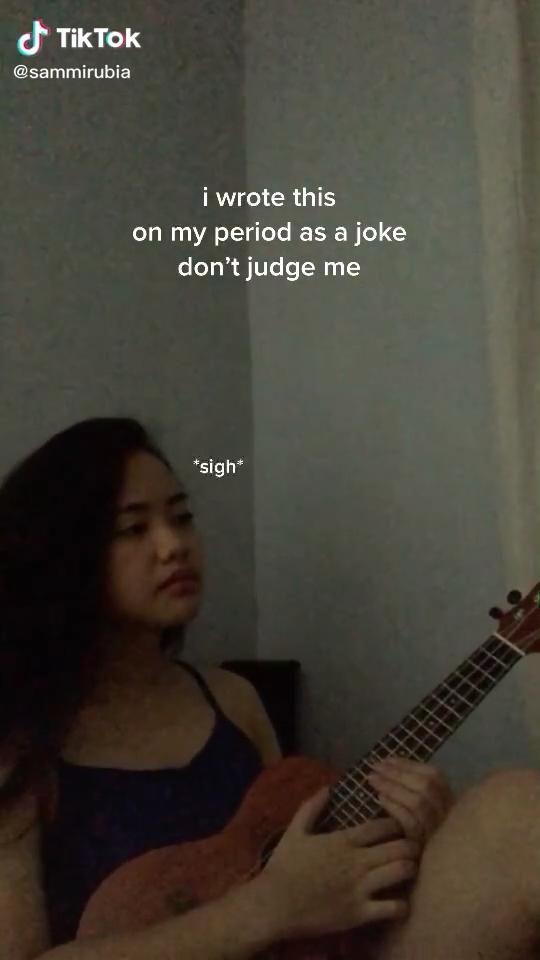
[370,769,540,959]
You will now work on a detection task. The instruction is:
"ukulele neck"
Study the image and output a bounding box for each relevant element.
[318,631,523,831]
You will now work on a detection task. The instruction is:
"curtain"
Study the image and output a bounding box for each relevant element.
[472,0,540,759]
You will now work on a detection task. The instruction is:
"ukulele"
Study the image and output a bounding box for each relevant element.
[77,584,540,956]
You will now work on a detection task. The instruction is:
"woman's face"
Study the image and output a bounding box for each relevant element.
[104,450,204,630]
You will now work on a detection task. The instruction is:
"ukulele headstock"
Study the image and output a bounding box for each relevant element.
[489,582,540,655]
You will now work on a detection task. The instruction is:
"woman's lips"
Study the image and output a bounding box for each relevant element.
[160,576,200,596]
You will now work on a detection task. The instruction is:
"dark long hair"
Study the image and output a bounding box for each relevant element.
[0,417,179,807]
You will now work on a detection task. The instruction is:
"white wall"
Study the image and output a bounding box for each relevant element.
[3,0,256,663]
[245,0,535,789]
[5,0,536,789]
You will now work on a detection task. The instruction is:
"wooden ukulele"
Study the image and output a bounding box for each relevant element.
[77,584,540,956]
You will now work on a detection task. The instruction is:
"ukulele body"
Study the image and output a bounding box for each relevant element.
[77,755,378,957]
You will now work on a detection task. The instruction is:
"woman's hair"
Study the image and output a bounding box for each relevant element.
[0,417,181,807]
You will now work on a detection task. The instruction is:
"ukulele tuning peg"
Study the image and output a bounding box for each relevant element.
[488,606,504,620]
[507,589,522,605]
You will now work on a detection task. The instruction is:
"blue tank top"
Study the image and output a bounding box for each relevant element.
[40,661,263,946]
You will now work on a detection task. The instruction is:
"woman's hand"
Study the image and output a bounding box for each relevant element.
[366,756,454,847]
[258,786,420,941]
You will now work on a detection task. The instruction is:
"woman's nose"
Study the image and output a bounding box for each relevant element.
[154,523,188,560]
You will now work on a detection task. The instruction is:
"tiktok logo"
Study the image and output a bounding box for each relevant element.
[17,19,50,56]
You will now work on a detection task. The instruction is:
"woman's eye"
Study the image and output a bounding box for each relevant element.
[114,513,193,538]
[117,524,146,537]
[172,511,194,526]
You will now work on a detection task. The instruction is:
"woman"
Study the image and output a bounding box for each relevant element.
[0,417,419,957]
[1,417,538,960]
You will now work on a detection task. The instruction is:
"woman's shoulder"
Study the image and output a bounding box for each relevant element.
[1,736,60,828]
[196,662,260,717]
[0,755,42,843]
[199,664,282,766]
[0,760,51,957]
[0,789,39,845]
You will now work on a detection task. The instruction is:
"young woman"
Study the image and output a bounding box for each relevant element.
[1,417,540,960]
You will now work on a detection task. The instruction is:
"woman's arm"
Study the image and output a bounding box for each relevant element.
[1,790,290,960]
[42,873,287,960]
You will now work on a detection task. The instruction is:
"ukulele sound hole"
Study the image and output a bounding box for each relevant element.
[259,831,285,868]
[166,888,200,915]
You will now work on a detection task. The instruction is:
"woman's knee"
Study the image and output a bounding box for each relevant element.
[370,770,540,960]
[449,767,540,855]
[412,767,540,927]
[465,767,540,813]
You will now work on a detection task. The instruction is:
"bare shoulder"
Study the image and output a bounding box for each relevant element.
[0,786,38,845]
[202,666,283,766]
[0,780,51,958]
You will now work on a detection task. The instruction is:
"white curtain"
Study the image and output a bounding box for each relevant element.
[472,0,540,759]
[519,0,540,553]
